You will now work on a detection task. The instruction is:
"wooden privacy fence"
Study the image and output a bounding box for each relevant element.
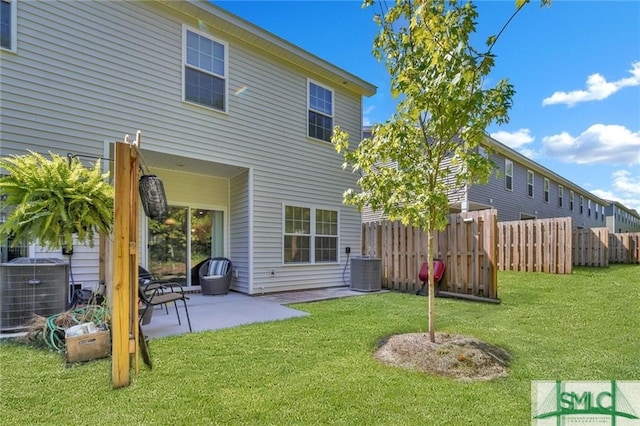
[497,216,638,272]
[572,227,609,267]
[362,209,498,300]
[498,218,573,273]
[609,232,640,264]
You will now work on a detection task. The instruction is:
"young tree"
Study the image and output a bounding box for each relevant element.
[333,0,548,342]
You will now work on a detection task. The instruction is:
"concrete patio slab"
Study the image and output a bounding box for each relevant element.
[141,291,309,339]
[143,286,386,339]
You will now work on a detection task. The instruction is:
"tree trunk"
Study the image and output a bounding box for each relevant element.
[427,228,435,343]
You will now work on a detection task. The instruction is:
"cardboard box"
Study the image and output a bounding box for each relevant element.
[65,330,111,363]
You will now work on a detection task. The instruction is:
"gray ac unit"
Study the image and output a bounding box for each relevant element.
[0,258,69,332]
[350,257,381,292]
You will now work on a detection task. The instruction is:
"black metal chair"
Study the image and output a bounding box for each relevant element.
[138,266,192,332]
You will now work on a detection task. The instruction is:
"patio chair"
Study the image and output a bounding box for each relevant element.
[138,266,192,331]
[198,257,233,295]
[138,282,192,332]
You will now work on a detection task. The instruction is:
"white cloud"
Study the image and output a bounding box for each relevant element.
[490,128,535,149]
[542,124,640,165]
[591,169,640,213]
[542,61,640,107]
[611,170,640,196]
[592,189,640,214]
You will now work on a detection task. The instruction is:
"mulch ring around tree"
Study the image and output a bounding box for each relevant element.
[374,332,511,382]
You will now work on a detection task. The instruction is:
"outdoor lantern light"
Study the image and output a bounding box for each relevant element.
[139,175,169,220]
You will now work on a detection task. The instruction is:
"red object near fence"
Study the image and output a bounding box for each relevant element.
[419,259,446,283]
[417,259,446,296]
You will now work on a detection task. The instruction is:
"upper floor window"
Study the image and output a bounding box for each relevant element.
[527,170,534,198]
[579,195,584,214]
[284,205,338,264]
[308,81,333,142]
[183,27,227,112]
[570,191,574,211]
[588,199,592,217]
[595,204,599,220]
[505,159,513,191]
[0,0,17,52]
[543,178,550,203]
[478,147,488,158]
[602,206,605,222]
[558,185,564,208]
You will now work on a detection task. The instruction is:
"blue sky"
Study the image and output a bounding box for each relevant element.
[215,0,640,212]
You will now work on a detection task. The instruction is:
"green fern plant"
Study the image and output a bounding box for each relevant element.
[0,150,114,250]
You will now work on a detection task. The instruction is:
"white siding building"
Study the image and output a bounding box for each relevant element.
[0,0,376,294]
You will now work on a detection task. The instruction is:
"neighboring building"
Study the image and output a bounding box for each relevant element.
[467,135,608,228]
[605,201,640,233]
[0,0,376,294]
[361,128,609,229]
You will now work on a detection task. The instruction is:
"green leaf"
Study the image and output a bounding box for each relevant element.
[0,151,113,249]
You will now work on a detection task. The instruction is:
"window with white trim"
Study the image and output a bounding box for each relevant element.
[308,81,333,142]
[595,203,598,220]
[558,185,564,208]
[602,206,605,223]
[570,191,574,211]
[579,195,584,214]
[527,170,534,198]
[183,27,227,111]
[588,199,592,217]
[284,205,338,264]
[505,159,513,191]
[0,0,17,52]
[543,178,550,203]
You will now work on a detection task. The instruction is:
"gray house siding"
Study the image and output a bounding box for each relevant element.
[230,170,250,293]
[468,148,606,228]
[1,1,374,294]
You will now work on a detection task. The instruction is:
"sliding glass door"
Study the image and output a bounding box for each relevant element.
[148,206,224,286]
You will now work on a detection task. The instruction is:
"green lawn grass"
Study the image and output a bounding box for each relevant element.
[1,265,638,425]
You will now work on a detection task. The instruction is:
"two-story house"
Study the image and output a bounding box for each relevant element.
[0,0,376,294]
[361,127,609,229]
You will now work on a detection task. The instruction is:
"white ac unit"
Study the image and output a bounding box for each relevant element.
[350,257,381,292]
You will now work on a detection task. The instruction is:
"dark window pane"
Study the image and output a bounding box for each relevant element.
[309,111,333,142]
[185,67,225,111]
[0,0,11,49]
[315,237,337,262]
[284,235,310,263]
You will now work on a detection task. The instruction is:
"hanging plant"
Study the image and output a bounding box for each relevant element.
[0,150,114,250]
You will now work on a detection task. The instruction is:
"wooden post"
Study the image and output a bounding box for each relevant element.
[129,135,140,374]
[111,134,140,388]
